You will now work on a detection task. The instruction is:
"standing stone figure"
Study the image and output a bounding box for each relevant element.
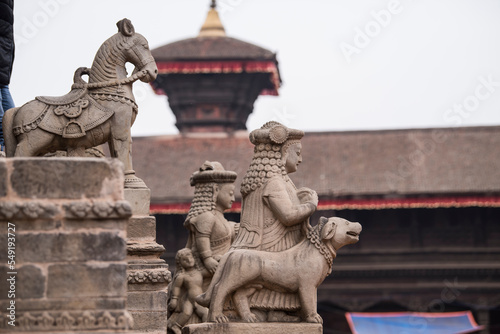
[167,161,238,332]
[168,248,208,334]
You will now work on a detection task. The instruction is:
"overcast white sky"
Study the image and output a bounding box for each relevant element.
[10,0,500,137]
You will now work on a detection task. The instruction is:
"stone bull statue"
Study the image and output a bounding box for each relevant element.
[196,216,362,323]
[2,18,157,188]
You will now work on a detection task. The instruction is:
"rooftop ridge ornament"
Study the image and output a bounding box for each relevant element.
[199,0,226,37]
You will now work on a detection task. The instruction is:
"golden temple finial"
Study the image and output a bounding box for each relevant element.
[199,0,226,37]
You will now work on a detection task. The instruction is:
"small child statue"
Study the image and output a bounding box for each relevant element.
[167,248,208,334]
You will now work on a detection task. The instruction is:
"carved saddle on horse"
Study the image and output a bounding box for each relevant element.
[12,68,116,138]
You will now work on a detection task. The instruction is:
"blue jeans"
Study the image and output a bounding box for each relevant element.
[0,85,15,147]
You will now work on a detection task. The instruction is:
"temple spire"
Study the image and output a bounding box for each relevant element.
[199,0,226,37]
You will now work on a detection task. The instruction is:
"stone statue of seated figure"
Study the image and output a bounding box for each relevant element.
[196,122,362,324]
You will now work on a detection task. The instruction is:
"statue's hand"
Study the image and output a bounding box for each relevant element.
[297,188,319,207]
[204,257,219,275]
[169,298,178,311]
[310,190,319,207]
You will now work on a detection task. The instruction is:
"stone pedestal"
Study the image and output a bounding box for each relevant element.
[125,188,171,334]
[183,322,323,334]
[0,158,133,333]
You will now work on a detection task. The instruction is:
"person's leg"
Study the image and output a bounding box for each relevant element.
[0,88,4,148]
[0,85,14,111]
[0,85,15,148]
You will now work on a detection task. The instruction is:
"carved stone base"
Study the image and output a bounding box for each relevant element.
[125,188,171,334]
[183,322,323,334]
[124,188,151,216]
[0,158,134,333]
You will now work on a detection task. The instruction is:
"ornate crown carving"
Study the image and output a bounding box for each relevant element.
[249,121,304,145]
[190,161,237,186]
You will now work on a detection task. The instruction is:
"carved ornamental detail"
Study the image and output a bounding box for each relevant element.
[0,200,132,220]
[0,310,133,331]
[127,269,172,284]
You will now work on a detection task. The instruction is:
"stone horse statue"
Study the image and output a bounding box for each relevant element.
[2,18,157,188]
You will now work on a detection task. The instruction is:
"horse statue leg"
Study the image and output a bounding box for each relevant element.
[108,110,147,189]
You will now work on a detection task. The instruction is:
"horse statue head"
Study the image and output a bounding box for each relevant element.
[86,18,158,99]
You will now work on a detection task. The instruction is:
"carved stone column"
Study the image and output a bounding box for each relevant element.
[125,188,171,334]
[0,158,133,333]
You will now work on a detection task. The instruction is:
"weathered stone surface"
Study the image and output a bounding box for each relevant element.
[127,239,165,258]
[128,282,170,292]
[47,263,127,298]
[14,218,62,232]
[16,265,46,299]
[0,297,127,312]
[0,232,6,263]
[10,158,118,199]
[128,310,167,333]
[0,160,7,197]
[128,216,156,239]
[183,322,323,334]
[17,231,126,263]
[127,290,168,311]
[125,188,151,216]
[64,219,126,231]
[0,266,11,298]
